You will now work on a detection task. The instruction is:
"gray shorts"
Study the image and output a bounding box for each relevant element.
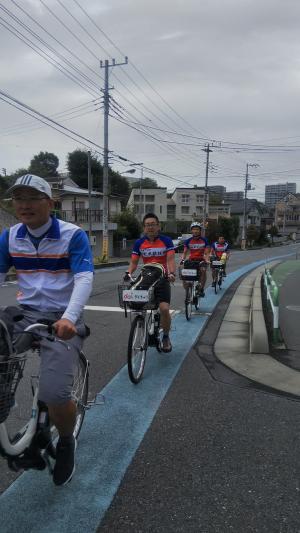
[13,307,85,405]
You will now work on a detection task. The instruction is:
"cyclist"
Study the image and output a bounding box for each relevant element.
[180,222,210,297]
[0,175,94,486]
[210,235,230,282]
[124,213,175,353]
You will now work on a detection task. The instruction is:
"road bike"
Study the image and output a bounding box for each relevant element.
[118,264,165,384]
[179,260,205,321]
[211,259,225,294]
[0,315,89,475]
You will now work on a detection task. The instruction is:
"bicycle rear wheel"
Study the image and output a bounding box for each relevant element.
[128,315,147,384]
[185,285,192,321]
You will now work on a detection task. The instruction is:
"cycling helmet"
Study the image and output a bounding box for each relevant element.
[190,222,202,229]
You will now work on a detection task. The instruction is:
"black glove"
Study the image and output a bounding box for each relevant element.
[123,271,131,282]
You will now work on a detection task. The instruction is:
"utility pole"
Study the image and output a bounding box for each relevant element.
[241,163,258,249]
[100,57,128,262]
[202,143,212,236]
[139,164,143,222]
[87,150,92,246]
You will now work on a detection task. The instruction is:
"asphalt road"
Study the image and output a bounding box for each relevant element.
[0,242,299,532]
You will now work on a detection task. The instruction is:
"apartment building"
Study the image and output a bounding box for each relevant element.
[126,186,206,231]
[265,183,296,208]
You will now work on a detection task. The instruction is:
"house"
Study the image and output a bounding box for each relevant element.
[275,193,300,237]
[208,203,231,221]
[229,199,263,241]
[47,176,120,257]
[127,187,168,221]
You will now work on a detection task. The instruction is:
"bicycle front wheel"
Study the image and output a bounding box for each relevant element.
[213,271,219,294]
[185,285,192,321]
[128,315,147,384]
[72,351,89,439]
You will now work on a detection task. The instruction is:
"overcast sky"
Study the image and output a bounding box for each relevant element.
[1,0,300,201]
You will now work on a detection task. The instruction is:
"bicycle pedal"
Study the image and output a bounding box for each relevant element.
[86,394,105,409]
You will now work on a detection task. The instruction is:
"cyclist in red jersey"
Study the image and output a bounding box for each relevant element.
[124,213,176,353]
[210,235,230,278]
[180,222,211,297]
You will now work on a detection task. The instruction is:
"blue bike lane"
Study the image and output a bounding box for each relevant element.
[0,255,294,533]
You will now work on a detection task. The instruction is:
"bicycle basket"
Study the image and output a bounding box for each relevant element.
[179,260,200,281]
[0,355,26,424]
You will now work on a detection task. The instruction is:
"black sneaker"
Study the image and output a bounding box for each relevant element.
[53,435,76,486]
[161,336,172,353]
[200,288,205,298]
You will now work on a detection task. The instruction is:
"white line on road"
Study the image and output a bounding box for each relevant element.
[84,305,178,315]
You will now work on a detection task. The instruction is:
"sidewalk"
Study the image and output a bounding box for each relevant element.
[214,262,300,396]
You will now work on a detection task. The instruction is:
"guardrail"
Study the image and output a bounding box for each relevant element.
[263,268,280,342]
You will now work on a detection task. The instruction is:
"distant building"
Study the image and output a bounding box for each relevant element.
[207,185,226,198]
[265,183,296,207]
[126,186,207,231]
[224,191,244,202]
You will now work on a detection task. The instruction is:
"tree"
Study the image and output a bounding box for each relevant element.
[67,149,130,207]
[67,149,102,189]
[112,209,141,240]
[246,224,259,246]
[28,152,59,177]
[269,224,278,244]
[133,177,158,189]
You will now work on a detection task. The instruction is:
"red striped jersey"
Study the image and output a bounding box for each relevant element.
[132,234,175,271]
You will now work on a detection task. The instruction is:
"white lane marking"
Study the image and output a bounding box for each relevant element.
[286,305,300,312]
[84,305,177,314]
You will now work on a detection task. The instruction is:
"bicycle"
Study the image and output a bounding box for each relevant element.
[179,260,205,321]
[0,314,89,475]
[118,264,165,384]
[211,258,225,294]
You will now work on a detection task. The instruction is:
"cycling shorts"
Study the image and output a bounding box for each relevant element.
[154,278,171,304]
[14,307,86,405]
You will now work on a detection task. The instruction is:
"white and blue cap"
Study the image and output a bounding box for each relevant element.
[7,174,52,199]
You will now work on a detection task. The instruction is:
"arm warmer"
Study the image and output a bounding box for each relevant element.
[62,271,93,324]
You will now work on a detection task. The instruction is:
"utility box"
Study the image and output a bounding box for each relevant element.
[89,235,96,246]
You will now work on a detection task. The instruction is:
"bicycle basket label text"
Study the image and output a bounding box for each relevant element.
[212,261,223,266]
[122,290,149,302]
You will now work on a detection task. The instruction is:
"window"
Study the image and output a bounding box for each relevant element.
[181,194,190,204]
[196,206,203,214]
[145,195,155,202]
[167,204,176,220]
[196,194,204,204]
[145,204,155,213]
[72,200,85,211]
[134,194,144,202]
[181,206,190,214]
